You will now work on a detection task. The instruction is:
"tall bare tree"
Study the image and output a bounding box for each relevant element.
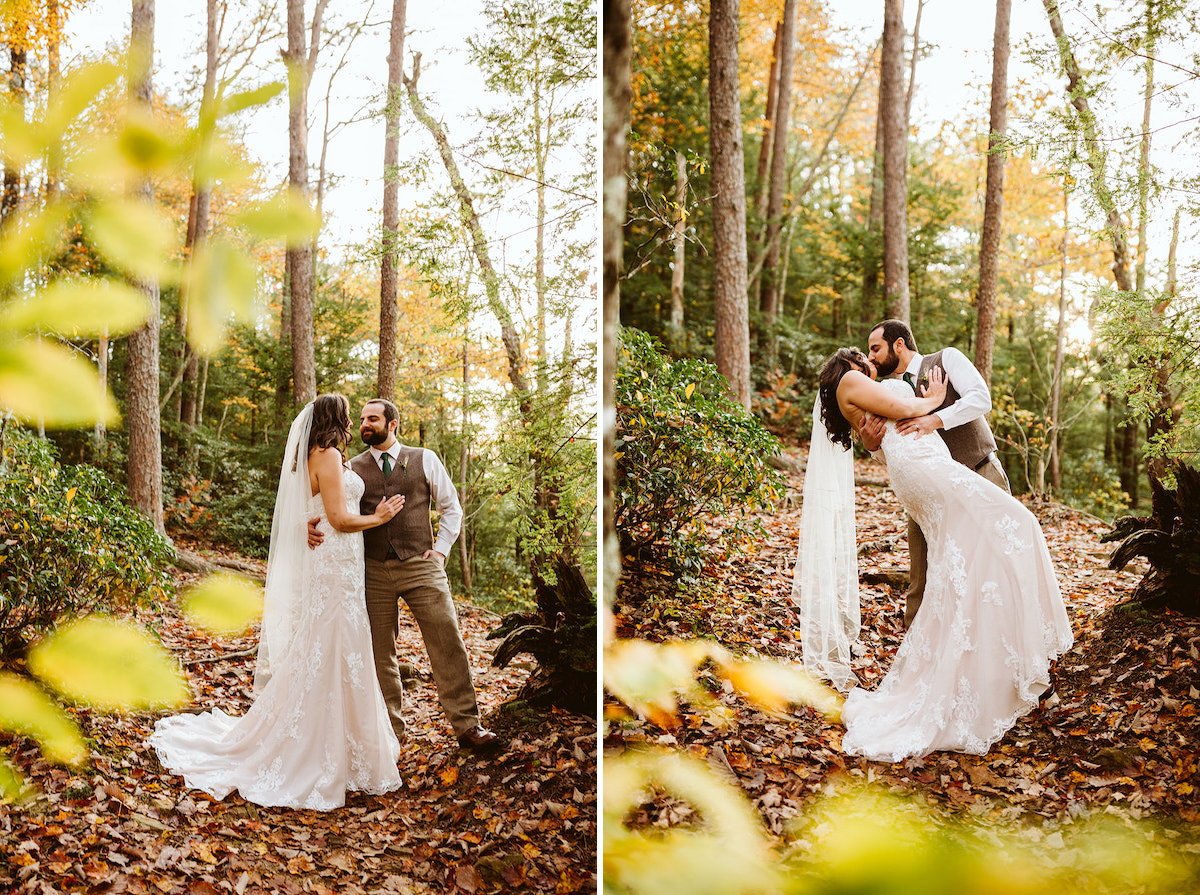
[283,0,329,405]
[604,0,632,605]
[175,0,220,428]
[880,0,910,321]
[126,0,164,533]
[756,0,797,366]
[974,0,1011,387]
[753,21,782,224]
[708,0,751,408]
[377,0,408,400]
[667,149,687,351]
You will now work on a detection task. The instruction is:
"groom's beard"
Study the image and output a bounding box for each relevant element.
[874,349,900,377]
[361,428,388,446]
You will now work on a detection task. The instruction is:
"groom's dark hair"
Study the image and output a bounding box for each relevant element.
[367,397,400,427]
[871,318,917,352]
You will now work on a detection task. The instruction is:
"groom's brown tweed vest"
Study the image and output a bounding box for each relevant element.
[917,350,998,470]
[350,446,434,561]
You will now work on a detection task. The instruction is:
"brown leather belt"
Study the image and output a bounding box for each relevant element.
[974,451,998,471]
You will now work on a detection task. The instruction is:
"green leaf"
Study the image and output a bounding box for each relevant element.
[0,672,88,767]
[184,239,261,355]
[219,82,286,117]
[0,338,119,427]
[27,616,188,711]
[183,572,264,636]
[86,199,177,282]
[233,188,322,246]
[0,279,151,338]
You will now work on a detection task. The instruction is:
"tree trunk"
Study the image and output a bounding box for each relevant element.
[377,0,408,401]
[46,2,61,202]
[177,0,218,428]
[667,150,687,351]
[405,57,528,399]
[1048,183,1068,494]
[756,0,797,367]
[458,334,472,594]
[974,0,1011,388]
[881,0,910,321]
[2,48,26,225]
[1042,0,1133,294]
[709,0,751,409]
[904,0,924,122]
[603,0,632,608]
[284,0,326,405]
[126,0,164,534]
[753,22,783,223]
[862,62,885,319]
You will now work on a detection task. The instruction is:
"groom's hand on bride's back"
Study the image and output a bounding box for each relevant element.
[860,414,886,452]
[307,517,324,550]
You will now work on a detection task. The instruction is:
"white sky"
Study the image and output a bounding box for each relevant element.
[63,1,512,259]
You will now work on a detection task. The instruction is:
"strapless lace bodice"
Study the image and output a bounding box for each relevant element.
[308,467,365,517]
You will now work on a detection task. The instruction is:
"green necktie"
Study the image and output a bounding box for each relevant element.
[903,371,918,394]
[382,452,393,477]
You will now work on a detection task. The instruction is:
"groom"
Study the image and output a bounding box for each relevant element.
[861,319,1010,628]
[309,398,501,753]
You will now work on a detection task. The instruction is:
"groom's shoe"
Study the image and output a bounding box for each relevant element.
[457,725,503,753]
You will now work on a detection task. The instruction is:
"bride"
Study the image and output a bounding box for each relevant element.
[796,348,1073,761]
[151,394,407,809]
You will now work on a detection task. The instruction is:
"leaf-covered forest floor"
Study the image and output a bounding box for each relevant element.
[1,540,597,894]
[608,445,1199,866]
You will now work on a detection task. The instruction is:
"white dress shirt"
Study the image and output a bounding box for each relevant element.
[903,348,992,431]
[368,443,463,557]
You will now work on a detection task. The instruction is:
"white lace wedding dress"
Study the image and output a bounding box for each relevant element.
[840,379,1074,761]
[150,468,402,809]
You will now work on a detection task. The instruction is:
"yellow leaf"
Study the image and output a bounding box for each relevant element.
[0,278,151,338]
[0,672,88,767]
[233,188,322,247]
[86,199,177,283]
[0,338,119,427]
[27,616,188,711]
[182,573,263,636]
[184,239,261,356]
[685,383,696,399]
[0,201,71,287]
[715,657,843,718]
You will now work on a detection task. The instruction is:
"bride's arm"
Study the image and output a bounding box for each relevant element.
[838,368,947,421]
[309,448,404,532]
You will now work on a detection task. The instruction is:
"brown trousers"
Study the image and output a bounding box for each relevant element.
[364,554,480,739]
[904,453,1011,628]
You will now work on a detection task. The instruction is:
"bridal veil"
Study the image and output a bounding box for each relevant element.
[254,400,315,691]
[792,393,859,690]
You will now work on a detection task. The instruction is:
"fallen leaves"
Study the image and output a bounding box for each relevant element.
[611,444,1200,862]
[1,545,597,893]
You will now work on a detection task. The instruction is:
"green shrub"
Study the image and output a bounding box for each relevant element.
[614,328,784,579]
[0,425,173,656]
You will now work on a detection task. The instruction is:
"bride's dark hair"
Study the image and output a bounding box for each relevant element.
[817,347,871,451]
[309,393,352,456]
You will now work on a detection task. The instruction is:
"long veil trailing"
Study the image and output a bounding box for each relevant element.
[254,401,315,691]
[792,393,859,690]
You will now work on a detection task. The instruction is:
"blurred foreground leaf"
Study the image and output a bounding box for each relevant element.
[604,746,779,895]
[0,672,88,767]
[86,198,178,284]
[234,188,322,246]
[0,278,151,337]
[183,239,261,355]
[183,572,263,636]
[0,338,119,426]
[28,616,188,711]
